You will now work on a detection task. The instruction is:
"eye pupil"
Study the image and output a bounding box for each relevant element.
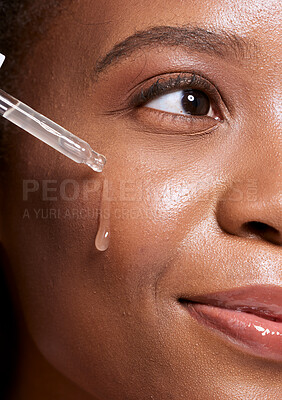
[181,89,210,115]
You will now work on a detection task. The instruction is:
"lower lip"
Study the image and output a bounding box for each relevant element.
[183,302,282,362]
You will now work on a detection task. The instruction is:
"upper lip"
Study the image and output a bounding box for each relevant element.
[179,285,282,322]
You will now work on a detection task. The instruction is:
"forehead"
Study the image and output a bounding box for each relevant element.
[66,0,280,42]
[52,0,280,74]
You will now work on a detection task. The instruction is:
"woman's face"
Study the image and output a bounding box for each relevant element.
[1,0,281,399]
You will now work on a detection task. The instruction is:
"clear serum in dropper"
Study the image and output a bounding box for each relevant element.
[0,53,106,173]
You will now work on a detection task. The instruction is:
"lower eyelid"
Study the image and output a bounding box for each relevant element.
[131,106,223,136]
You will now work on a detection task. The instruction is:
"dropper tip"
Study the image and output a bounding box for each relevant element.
[86,152,106,173]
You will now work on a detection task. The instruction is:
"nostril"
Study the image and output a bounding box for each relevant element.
[244,221,278,235]
[243,221,281,245]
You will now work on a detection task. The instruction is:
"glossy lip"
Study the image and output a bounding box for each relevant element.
[180,286,282,362]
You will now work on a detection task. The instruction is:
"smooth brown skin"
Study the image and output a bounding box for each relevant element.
[0,0,281,399]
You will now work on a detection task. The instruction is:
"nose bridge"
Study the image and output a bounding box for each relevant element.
[249,57,281,146]
[251,88,282,215]
[251,83,281,155]
[251,136,281,192]
[236,72,282,193]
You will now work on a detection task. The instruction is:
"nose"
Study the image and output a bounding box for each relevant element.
[215,176,282,246]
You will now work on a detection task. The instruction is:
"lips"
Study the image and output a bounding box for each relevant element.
[179,286,282,362]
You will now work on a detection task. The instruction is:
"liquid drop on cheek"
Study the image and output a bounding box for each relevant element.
[95,177,111,251]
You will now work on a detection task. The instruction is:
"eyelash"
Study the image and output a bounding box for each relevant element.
[129,72,223,118]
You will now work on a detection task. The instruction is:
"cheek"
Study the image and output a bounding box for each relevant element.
[2,120,214,398]
[2,136,194,389]
[3,122,210,332]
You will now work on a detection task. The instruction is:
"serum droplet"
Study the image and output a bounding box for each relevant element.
[95,178,111,251]
[95,222,110,251]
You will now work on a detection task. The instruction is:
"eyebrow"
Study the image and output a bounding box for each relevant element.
[94,25,256,76]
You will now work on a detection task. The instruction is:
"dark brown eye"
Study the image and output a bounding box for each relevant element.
[181,89,210,115]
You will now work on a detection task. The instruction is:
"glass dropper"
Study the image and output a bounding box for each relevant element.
[0,53,106,173]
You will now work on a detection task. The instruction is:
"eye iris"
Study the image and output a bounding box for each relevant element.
[181,89,210,115]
